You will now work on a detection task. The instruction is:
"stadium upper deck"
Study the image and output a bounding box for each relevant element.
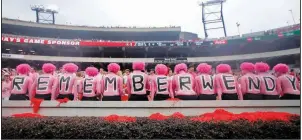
[1,18,300,69]
[2,18,182,41]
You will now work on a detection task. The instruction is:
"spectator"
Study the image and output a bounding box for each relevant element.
[10,64,32,100]
[127,62,149,101]
[101,63,124,101]
[2,73,11,100]
[290,69,295,76]
[150,64,172,101]
[30,63,56,100]
[123,69,130,85]
[77,67,99,101]
[188,64,197,78]
[171,63,197,100]
[273,64,300,100]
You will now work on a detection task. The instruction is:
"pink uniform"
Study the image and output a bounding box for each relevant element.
[30,74,56,98]
[96,73,103,81]
[214,73,242,100]
[29,72,39,81]
[123,75,128,85]
[277,74,300,96]
[150,75,173,99]
[10,75,33,99]
[2,81,11,99]
[126,71,149,95]
[171,71,196,96]
[76,76,98,97]
[239,73,261,95]
[52,73,77,100]
[168,75,174,81]
[189,72,197,78]
[258,73,279,95]
[99,73,123,96]
[147,74,155,91]
[195,74,215,95]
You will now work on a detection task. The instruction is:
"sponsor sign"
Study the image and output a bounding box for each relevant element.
[154,58,188,63]
[213,40,227,45]
[2,53,24,59]
[1,36,135,47]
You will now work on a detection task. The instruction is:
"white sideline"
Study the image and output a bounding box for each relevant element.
[2,100,300,117]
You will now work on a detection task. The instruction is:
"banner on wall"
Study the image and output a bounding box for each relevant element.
[2,30,300,47]
[1,36,135,47]
[154,58,188,63]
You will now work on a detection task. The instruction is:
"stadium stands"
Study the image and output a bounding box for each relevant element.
[2,2,301,137]
[1,18,300,71]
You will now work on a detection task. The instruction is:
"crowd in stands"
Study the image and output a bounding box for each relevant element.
[266,24,300,35]
[4,23,299,43]
[3,18,180,29]
[2,61,300,101]
[3,18,300,42]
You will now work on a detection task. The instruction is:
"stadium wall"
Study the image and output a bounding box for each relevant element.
[2,18,181,32]
[2,100,300,117]
[2,48,299,63]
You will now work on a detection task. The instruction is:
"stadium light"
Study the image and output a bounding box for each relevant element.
[199,0,227,38]
[236,22,241,36]
[199,0,226,6]
[30,4,58,13]
[289,9,296,24]
[30,4,58,24]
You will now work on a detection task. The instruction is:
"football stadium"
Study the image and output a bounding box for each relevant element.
[1,0,301,139]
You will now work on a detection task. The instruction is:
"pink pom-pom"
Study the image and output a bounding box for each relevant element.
[62,63,78,73]
[16,64,31,75]
[174,63,188,74]
[85,67,99,76]
[155,64,168,75]
[255,62,270,72]
[132,62,145,71]
[216,64,231,73]
[273,63,289,74]
[108,63,120,73]
[240,62,255,72]
[196,63,212,74]
[42,63,56,73]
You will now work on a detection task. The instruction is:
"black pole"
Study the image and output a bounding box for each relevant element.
[201,3,208,38]
[52,12,55,24]
[220,2,227,37]
[35,10,39,23]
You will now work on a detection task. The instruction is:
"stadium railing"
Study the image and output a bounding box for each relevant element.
[2,100,300,117]
[2,48,299,63]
